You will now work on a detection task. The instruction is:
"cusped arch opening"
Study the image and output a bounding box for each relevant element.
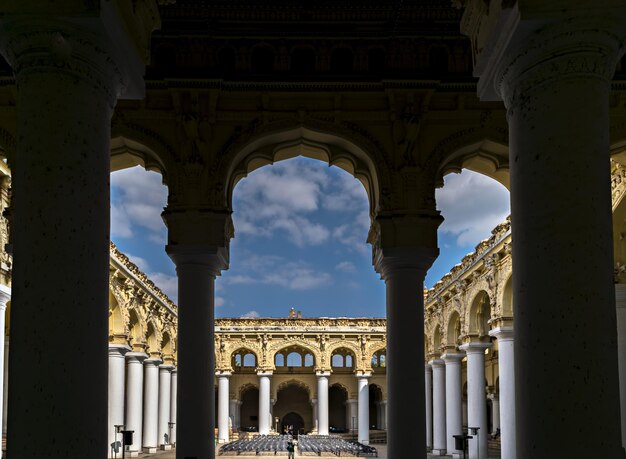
[227,126,382,216]
[446,311,461,349]
[110,136,168,177]
[468,290,491,339]
[438,139,510,190]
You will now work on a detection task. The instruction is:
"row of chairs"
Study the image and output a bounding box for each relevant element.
[220,434,292,455]
[295,435,378,457]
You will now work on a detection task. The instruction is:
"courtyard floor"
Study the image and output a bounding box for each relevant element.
[130,444,502,459]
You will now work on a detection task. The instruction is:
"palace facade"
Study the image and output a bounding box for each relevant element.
[1,1,626,459]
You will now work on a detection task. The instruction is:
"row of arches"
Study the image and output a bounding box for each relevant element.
[230,346,386,372]
[232,381,386,432]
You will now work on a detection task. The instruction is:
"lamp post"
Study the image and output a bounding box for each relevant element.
[469,426,480,459]
[275,417,280,434]
[113,424,124,459]
[168,422,175,445]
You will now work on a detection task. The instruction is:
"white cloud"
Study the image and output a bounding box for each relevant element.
[111,167,167,243]
[223,257,332,291]
[322,173,369,212]
[215,296,225,308]
[335,261,356,272]
[332,210,371,254]
[436,170,510,247]
[241,310,260,318]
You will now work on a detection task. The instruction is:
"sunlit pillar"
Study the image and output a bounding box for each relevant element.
[258,371,272,435]
[357,373,370,444]
[217,372,231,443]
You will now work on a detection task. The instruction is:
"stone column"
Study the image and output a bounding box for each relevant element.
[311,399,318,432]
[170,368,178,445]
[143,358,162,453]
[464,4,626,457]
[490,326,515,459]
[2,334,7,438]
[126,352,148,456]
[357,373,370,444]
[442,352,464,457]
[460,342,490,459]
[347,399,358,434]
[217,372,231,443]
[0,7,156,456]
[430,359,446,455]
[375,243,440,459]
[108,344,131,457]
[258,371,272,435]
[158,365,173,448]
[229,399,239,431]
[616,284,626,449]
[425,363,433,451]
[165,239,229,459]
[490,395,500,433]
[317,371,330,435]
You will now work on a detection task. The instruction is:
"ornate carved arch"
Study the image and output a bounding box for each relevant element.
[429,125,509,187]
[275,378,312,400]
[214,118,394,213]
[111,119,176,178]
[463,284,494,337]
[238,382,259,400]
[268,339,322,370]
[366,342,387,368]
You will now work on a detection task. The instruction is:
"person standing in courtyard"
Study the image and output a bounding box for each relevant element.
[287,439,295,459]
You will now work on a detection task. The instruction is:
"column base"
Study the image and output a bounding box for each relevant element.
[126,450,140,458]
[218,438,228,444]
[142,446,157,453]
[160,444,172,450]
[452,453,463,459]
[431,448,447,455]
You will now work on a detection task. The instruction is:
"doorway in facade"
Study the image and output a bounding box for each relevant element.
[281,412,305,437]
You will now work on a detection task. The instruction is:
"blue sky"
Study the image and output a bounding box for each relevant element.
[111,157,510,318]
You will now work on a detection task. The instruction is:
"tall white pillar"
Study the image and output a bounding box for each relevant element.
[108,344,131,458]
[357,374,370,444]
[258,371,272,435]
[165,243,228,459]
[2,334,8,437]
[490,396,500,433]
[425,364,433,451]
[490,327,515,459]
[347,399,357,433]
[229,399,239,431]
[143,358,161,453]
[0,10,154,457]
[465,7,626,457]
[460,342,490,459]
[158,365,173,447]
[317,371,330,436]
[170,368,177,445]
[430,359,446,455]
[125,352,147,456]
[217,372,231,443]
[442,352,464,458]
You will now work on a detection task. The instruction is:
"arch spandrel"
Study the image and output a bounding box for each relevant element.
[274,378,312,400]
[365,341,386,372]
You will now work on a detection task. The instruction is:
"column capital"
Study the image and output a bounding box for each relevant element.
[159,364,175,372]
[256,370,273,377]
[425,363,432,372]
[109,344,131,356]
[126,351,148,363]
[315,371,331,378]
[216,371,232,378]
[489,326,514,342]
[0,285,10,308]
[459,1,626,102]
[616,283,626,306]
[459,341,492,354]
[428,358,445,369]
[144,357,163,367]
[0,2,161,102]
[355,372,371,380]
[166,244,229,276]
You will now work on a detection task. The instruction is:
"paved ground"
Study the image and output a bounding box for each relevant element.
[130,444,501,459]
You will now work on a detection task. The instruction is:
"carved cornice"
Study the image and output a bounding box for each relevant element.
[215,317,385,331]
